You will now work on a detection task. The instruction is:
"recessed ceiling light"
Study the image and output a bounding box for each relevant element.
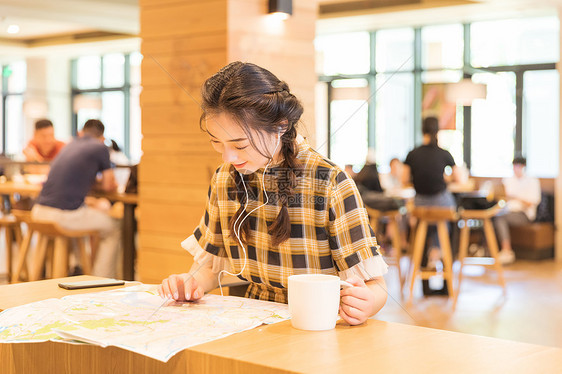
[7,25,20,34]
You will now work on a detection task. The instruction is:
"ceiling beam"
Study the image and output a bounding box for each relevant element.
[0,0,138,34]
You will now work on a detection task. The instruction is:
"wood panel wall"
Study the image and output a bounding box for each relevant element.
[138,0,318,283]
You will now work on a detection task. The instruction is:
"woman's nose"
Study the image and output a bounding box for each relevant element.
[222,147,238,163]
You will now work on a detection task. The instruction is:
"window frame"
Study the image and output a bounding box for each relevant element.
[70,54,133,158]
[317,18,558,177]
[1,64,25,155]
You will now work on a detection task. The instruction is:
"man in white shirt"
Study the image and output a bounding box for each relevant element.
[494,157,541,264]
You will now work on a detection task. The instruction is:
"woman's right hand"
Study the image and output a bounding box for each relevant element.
[158,273,204,301]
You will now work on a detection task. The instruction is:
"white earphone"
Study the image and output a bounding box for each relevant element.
[217,129,283,295]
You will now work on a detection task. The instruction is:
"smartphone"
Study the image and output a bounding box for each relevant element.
[58,279,125,290]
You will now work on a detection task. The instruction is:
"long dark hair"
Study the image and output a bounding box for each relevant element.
[200,62,304,247]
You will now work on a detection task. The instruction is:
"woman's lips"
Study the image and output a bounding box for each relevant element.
[233,162,247,168]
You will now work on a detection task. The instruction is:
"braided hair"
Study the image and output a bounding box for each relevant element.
[200,62,304,247]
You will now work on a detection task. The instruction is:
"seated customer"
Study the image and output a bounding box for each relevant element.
[31,119,121,278]
[23,119,66,162]
[380,157,404,193]
[493,157,541,265]
[354,149,383,193]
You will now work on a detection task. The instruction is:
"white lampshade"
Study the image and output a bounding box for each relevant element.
[22,98,48,118]
[73,94,102,113]
[445,78,486,106]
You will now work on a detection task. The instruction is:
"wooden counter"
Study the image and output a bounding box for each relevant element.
[1,277,561,373]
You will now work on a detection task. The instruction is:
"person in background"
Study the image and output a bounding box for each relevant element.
[108,139,130,166]
[403,116,460,266]
[380,157,404,192]
[354,148,383,193]
[493,157,541,265]
[344,164,356,179]
[403,117,459,207]
[23,119,65,162]
[31,119,121,278]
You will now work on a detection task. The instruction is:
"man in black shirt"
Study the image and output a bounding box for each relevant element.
[403,117,459,274]
[403,116,458,206]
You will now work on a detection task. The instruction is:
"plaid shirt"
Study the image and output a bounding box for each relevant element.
[193,138,382,303]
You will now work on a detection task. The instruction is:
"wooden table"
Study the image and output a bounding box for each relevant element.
[1,277,561,374]
[0,181,139,280]
[0,181,42,197]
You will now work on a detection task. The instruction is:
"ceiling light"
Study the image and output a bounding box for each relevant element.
[7,25,20,34]
[268,0,292,20]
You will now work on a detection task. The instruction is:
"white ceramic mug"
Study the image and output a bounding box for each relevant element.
[288,274,353,331]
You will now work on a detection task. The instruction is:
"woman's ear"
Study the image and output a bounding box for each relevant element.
[278,120,289,136]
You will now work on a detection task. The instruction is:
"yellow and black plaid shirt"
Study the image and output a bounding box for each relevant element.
[193,138,382,303]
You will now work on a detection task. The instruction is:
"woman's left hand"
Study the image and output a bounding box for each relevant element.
[339,276,377,325]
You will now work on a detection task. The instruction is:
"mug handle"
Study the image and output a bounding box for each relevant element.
[340,280,354,289]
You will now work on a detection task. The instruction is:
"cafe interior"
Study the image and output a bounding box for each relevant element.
[0,0,561,353]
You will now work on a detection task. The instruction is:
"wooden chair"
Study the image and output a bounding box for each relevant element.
[408,206,458,304]
[453,204,506,309]
[365,206,407,293]
[11,211,98,282]
[0,213,23,283]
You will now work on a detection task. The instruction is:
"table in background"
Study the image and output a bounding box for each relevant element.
[0,182,138,280]
[1,277,561,374]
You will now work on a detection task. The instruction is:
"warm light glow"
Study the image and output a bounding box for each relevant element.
[445,78,486,106]
[7,25,20,34]
[269,11,290,21]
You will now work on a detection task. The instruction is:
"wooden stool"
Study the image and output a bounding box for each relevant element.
[453,204,506,309]
[408,207,458,304]
[0,214,23,283]
[365,206,406,293]
[11,211,98,282]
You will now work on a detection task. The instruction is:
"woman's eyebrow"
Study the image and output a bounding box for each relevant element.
[207,130,248,143]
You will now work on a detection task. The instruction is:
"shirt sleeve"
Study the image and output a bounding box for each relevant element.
[404,151,413,167]
[327,171,387,280]
[193,170,227,258]
[98,146,112,172]
[444,150,456,167]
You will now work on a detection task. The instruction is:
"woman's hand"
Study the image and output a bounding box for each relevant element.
[339,276,379,325]
[158,273,204,301]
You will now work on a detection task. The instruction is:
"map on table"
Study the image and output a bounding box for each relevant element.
[0,284,289,362]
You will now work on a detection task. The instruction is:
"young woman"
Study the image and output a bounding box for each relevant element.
[159,62,388,325]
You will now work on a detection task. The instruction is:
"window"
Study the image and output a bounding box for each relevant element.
[329,79,369,168]
[76,56,101,90]
[421,24,463,70]
[470,72,516,177]
[72,53,142,163]
[523,70,559,177]
[471,17,560,67]
[129,52,143,164]
[317,17,559,178]
[376,28,414,72]
[315,32,371,76]
[375,72,414,168]
[1,61,26,156]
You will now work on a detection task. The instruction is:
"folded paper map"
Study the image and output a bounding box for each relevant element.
[0,284,289,362]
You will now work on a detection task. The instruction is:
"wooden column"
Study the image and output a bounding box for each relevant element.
[554,6,562,262]
[139,0,317,283]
